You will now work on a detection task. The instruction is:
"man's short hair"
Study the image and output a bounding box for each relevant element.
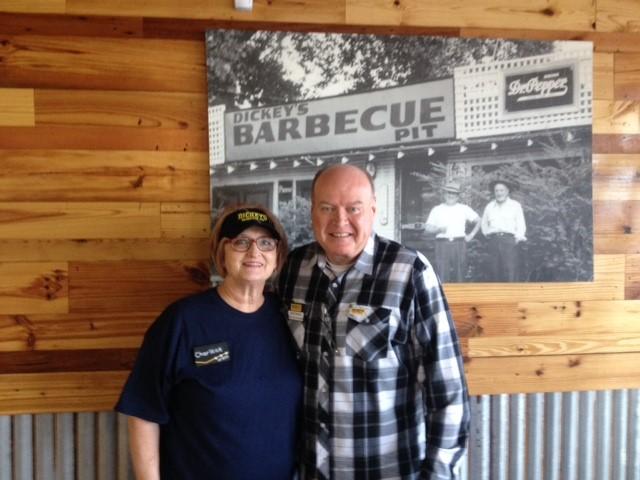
[311,164,375,202]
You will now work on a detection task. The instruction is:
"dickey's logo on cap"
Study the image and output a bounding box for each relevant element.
[237,211,268,223]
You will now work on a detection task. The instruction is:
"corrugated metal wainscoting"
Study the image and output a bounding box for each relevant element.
[1,389,639,480]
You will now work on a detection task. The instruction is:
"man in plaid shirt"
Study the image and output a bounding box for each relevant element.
[279,165,470,479]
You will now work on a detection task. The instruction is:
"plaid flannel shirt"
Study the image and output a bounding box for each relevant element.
[278,235,470,480]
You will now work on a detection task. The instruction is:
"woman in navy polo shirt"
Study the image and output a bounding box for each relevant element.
[116,204,301,479]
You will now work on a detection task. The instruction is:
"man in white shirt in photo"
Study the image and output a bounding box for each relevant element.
[425,181,480,283]
[481,179,527,282]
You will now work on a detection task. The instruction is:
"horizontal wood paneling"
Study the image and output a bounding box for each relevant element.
[626,254,640,299]
[345,0,595,31]
[0,4,638,412]
[0,202,161,239]
[0,263,68,315]
[593,100,640,134]
[0,0,64,15]
[594,133,640,153]
[596,0,640,33]
[0,88,34,126]
[0,238,210,262]
[595,234,640,254]
[0,150,209,202]
[160,202,211,238]
[68,260,210,313]
[0,35,205,92]
[451,300,640,339]
[594,52,614,100]
[466,352,640,394]
[65,0,346,24]
[0,125,207,151]
[0,12,143,37]
[34,90,207,130]
[0,371,128,414]
[593,201,639,233]
[614,52,640,99]
[0,349,137,374]
[469,334,640,357]
[0,313,154,351]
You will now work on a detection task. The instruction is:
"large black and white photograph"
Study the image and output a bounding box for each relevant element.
[206,29,593,282]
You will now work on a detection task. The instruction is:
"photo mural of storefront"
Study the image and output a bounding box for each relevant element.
[206,30,593,282]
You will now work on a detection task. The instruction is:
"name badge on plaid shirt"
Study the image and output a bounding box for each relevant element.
[348,304,373,322]
[288,302,304,322]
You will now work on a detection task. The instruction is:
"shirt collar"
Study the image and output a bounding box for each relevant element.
[309,234,376,277]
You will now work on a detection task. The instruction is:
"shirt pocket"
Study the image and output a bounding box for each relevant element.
[346,307,391,362]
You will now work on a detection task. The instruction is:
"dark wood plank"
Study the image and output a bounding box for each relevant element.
[0,12,143,38]
[0,349,138,374]
[69,260,210,313]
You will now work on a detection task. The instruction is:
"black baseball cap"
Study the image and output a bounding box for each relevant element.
[218,208,280,240]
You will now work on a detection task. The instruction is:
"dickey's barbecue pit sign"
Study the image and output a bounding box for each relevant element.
[504,64,575,113]
[224,79,454,162]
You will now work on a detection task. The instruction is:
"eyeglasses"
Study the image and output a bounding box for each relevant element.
[227,236,278,252]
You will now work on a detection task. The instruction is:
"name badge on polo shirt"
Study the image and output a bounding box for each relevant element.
[287,303,304,322]
[193,342,230,367]
[348,304,373,322]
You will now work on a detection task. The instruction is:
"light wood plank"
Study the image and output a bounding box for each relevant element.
[615,52,640,99]
[0,263,68,315]
[443,255,625,304]
[594,52,614,100]
[466,352,640,394]
[0,34,205,92]
[0,371,128,415]
[0,88,34,126]
[0,0,64,14]
[595,233,640,254]
[346,0,595,31]
[450,303,521,338]
[160,202,211,238]
[0,150,209,202]
[593,153,640,201]
[66,0,345,24]
[626,254,640,299]
[469,333,640,357]
[34,90,207,129]
[593,200,639,234]
[0,238,209,262]
[0,202,161,239]
[517,300,640,335]
[596,0,640,33]
[0,125,207,151]
[69,260,210,313]
[453,299,640,341]
[0,312,153,351]
[593,100,640,134]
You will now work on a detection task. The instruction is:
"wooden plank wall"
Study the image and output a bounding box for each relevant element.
[0,0,639,414]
